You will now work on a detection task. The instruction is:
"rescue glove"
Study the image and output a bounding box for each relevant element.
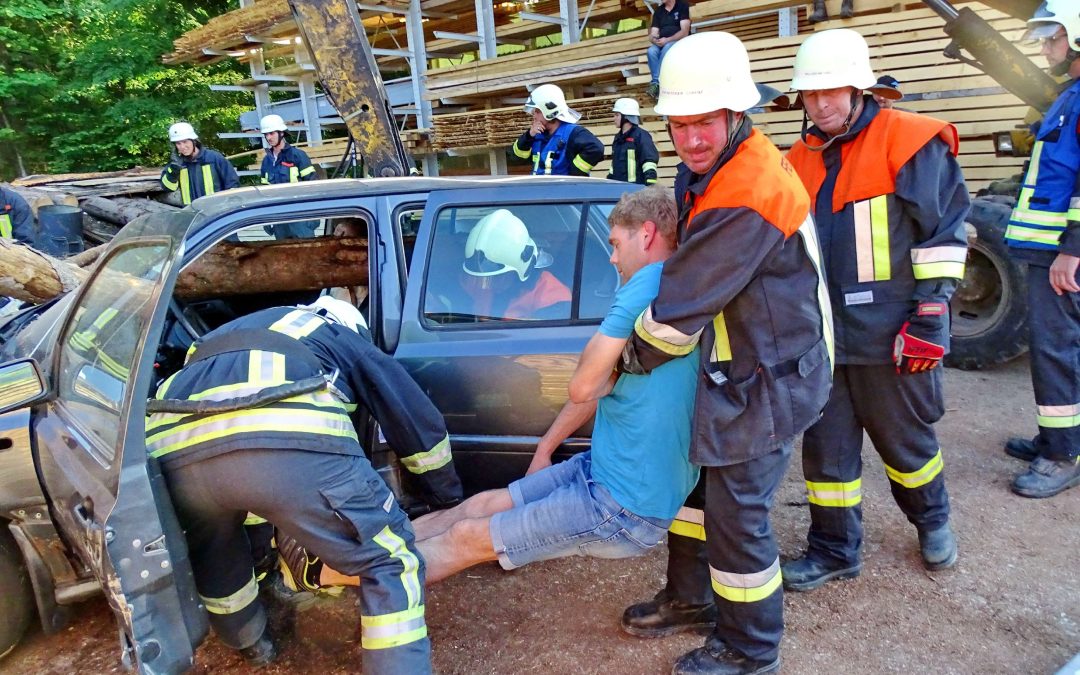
[166,151,183,176]
[893,302,947,374]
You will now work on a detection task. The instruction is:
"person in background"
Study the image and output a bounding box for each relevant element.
[608,98,660,185]
[869,74,903,109]
[159,122,240,206]
[259,114,320,239]
[646,0,691,101]
[511,84,604,176]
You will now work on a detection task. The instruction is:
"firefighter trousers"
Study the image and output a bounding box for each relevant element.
[661,476,711,606]
[163,448,431,674]
[1026,263,1080,460]
[802,364,950,567]
[702,443,791,664]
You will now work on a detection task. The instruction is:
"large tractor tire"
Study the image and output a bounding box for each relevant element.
[0,526,34,660]
[946,196,1029,370]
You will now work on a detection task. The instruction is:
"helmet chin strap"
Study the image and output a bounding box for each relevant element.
[802,89,863,153]
[1052,48,1079,76]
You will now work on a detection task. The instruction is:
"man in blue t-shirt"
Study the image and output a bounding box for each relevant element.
[408,184,699,583]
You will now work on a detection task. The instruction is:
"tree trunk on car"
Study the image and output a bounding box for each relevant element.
[0,237,369,304]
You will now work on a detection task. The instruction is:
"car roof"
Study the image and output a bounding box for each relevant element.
[187,175,623,224]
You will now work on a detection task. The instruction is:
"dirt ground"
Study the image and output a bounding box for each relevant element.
[2,355,1078,675]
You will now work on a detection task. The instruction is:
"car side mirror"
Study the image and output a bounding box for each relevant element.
[0,358,48,414]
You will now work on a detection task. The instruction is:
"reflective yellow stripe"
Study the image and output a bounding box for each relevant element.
[400,434,452,474]
[870,195,890,281]
[668,506,706,541]
[806,478,861,507]
[710,558,782,603]
[243,513,268,525]
[884,450,943,489]
[202,164,216,196]
[372,526,422,611]
[361,605,427,650]
[910,246,967,282]
[289,166,299,182]
[634,308,700,357]
[299,165,316,178]
[201,574,259,615]
[146,404,357,457]
[179,167,192,205]
[269,310,326,339]
[261,175,270,185]
[161,173,179,191]
[627,148,637,183]
[797,216,835,370]
[513,141,532,159]
[641,161,658,173]
[1037,402,1080,429]
[711,313,731,363]
[1004,223,1065,246]
[572,154,594,173]
[912,261,966,279]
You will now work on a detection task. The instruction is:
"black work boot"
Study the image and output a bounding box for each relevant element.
[840,0,854,18]
[622,590,717,638]
[918,522,958,571]
[672,636,779,675]
[1011,456,1080,498]
[781,554,861,592]
[1004,437,1038,462]
[239,628,278,667]
[809,0,829,23]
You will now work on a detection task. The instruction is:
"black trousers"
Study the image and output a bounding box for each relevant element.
[163,449,431,674]
[801,364,950,567]
[1026,263,1080,460]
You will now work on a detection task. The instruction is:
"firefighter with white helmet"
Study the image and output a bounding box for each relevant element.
[607,97,659,184]
[1001,0,1080,497]
[617,31,833,674]
[258,113,320,239]
[512,83,604,176]
[781,27,970,592]
[457,209,571,319]
[160,121,240,205]
[146,298,463,670]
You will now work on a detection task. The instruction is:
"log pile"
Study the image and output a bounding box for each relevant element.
[0,236,369,304]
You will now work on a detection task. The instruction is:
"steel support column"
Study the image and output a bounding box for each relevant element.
[559,0,580,44]
[406,0,433,130]
[475,0,498,59]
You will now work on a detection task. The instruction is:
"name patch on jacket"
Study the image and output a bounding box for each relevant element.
[844,290,874,306]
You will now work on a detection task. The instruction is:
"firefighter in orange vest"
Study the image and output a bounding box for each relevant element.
[783,28,970,590]
[618,32,833,674]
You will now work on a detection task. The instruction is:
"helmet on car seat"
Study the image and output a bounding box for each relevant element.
[463,209,539,282]
[303,295,368,333]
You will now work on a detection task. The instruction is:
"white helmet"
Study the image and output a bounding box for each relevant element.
[613,97,640,124]
[789,29,877,92]
[654,32,761,116]
[463,209,539,282]
[260,114,288,134]
[524,84,581,124]
[304,295,368,333]
[1024,0,1080,49]
[168,122,198,143]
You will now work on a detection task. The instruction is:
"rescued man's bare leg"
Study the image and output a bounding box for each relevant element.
[416,516,498,583]
[411,488,514,541]
[309,489,512,587]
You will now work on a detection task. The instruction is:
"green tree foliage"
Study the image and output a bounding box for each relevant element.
[0,0,251,180]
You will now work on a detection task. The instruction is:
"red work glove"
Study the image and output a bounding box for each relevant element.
[893,317,945,374]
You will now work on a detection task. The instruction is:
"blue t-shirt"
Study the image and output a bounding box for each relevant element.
[590,261,699,520]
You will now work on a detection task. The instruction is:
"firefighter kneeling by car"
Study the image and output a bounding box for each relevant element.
[145,296,462,672]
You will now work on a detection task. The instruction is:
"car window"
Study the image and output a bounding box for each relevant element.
[398,207,423,272]
[58,243,171,461]
[423,202,618,325]
[579,204,618,320]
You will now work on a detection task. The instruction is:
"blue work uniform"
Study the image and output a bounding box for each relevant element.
[1006,78,1080,462]
[0,186,34,243]
[261,144,319,239]
[608,123,660,184]
[159,147,240,206]
[512,122,604,176]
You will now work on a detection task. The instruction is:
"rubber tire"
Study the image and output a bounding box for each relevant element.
[0,526,34,661]
[945,196,1029,370]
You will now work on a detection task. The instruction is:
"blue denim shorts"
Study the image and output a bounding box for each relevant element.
[488,452,671,570]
